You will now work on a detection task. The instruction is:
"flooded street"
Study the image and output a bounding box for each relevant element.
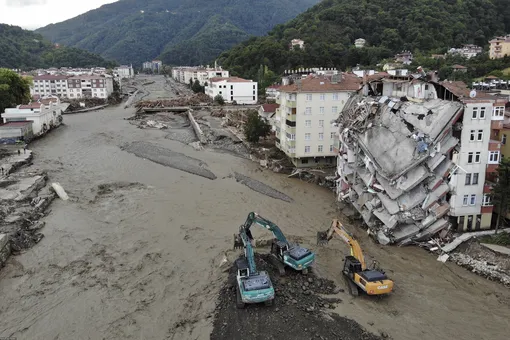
[0,77,509,340]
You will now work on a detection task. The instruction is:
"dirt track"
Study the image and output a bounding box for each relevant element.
[0,76,509,340]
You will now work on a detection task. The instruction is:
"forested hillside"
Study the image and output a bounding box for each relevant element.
[218,0,510,80]
[35,0,319,66]
[0,24,116,70]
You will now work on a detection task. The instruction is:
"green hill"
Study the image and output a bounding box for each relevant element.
[0,24,116,70]
[35,0,320,66]
[217,0,510,80]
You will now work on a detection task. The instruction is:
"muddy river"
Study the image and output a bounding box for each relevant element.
[0,77,509,340]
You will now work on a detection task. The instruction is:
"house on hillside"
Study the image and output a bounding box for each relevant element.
[258,103,280,130]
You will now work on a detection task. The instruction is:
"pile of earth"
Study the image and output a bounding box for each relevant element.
[211,254,385,340]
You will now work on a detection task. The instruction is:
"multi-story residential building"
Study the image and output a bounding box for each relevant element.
[489,35,510,59]
[332,75,508,245]
[3,96,63,136]
[31,75,69,98]
[274,73,360,168]
[448,44,483,59]
[205,77,258,104]
[265,85,280,99]
[143,60,163,73]
[114,65,134,79]
[172,66,229,86]
[68,75,114,99]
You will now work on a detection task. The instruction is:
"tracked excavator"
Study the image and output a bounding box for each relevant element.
[234,212,315,275]
[233,226,275,309]
[317,219,394,296]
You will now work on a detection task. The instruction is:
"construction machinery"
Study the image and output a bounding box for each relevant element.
[234,212,315,275]
[317,219,394,296]
[234,226,275,309]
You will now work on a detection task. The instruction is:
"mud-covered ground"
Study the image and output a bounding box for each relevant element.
[212,254,384,340]
[0,76,509,340]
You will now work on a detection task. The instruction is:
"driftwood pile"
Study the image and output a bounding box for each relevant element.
[134,93,212,110]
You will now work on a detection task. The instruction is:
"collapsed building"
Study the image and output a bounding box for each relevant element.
[333,72,508,245]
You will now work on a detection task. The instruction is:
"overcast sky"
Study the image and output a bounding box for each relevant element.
[1,0,118,30]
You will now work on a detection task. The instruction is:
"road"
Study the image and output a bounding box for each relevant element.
[0,76,508,340]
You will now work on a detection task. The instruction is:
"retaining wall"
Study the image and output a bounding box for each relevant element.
[188,110,207,144]
[0,234,10,269]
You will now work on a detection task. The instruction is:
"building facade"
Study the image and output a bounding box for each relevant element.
[274,74,360,168]
[114,65,134,79]
[3,97,63,136]
[205,77,258,104]
[489,35,510,59]
[67,76,113,99]
[31,75,69,98]
[172,66,230,86]
[448,44,483,59]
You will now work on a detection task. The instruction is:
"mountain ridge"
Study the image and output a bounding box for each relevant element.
[35,0,320,66]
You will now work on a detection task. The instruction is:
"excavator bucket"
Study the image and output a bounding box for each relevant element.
[317,231,330,246]
[233,233,244,250]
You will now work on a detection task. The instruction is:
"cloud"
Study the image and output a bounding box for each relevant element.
[5,0,48,7]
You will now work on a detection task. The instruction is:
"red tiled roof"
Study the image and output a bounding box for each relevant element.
[40,98,59,105]
[439,81,471,98]
[33,75,69,80]
[19,103,43,109]
[266,85,280,89]
[209,76,252,83]
[278,74,361,92]
[261,104,280,112]
[452,64,467,69]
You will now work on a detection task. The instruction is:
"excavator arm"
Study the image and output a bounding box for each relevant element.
[241,212,289,244]
[234,227,259,275]
[317,219,366,270]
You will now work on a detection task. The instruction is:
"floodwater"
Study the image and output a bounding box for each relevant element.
[0,77,509,340]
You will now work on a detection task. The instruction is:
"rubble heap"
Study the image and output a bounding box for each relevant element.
[335,93,463,245]
[134,92,212,111]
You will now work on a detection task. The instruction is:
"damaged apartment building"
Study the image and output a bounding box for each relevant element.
[333,72,508,245]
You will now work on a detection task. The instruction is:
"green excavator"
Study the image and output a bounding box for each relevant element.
[234,225,275,308]
[234,212,316,275]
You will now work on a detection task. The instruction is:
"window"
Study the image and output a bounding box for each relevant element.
[463,195,469,206]
[480,107,486,119]
[470,130,475,141]
[305,133,311,140]
[332,106,338,114]
[305,107,312,115]
[470,194,476,206]
[468,152,473,164]
[472,107,478,119]
[306,94,312,101]
[286,133,295,140]
[318,133,324,140]
[305,146,311,153]
[319,107,325,114]
[502,134,507,145]
[319,120,324,127]
[472,173,479,185]
[489,151,500,163]
[465,173,471,185]
[482,195,492,206]
[477,130,483,141]
[493,106,505,117]
[301,159,309,164]
[475,152,481,163]
[305,120,311,127]
[320,93,325,101]
[318,145,323,152]
[333,93,339,101]
[331,132,336,139]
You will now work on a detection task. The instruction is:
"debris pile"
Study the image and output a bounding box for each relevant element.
[65,98,107,112]
[334,93,463,245]
[449,252,510,286]
[134,92,212,111]
[211,253,384,340]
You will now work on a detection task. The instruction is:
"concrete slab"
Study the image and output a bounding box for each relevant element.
[395,166,430,192]
[397,185,428,211]
[414,219,450,241]
[373,207,398,229]
[376,174,403,200]
[427,153,446,171]
[377,192,400,215]
[422,183,449,209]
[392,224,421,243]
[0,175,45,201]
[0,233,8,250]
[480,243,510,256]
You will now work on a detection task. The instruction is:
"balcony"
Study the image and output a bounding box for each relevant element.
[286,113,296,122]
[491,120,504,130]
[286,140,296,148]
[285,126,296,134]
[285,100,297,108]
[483,182,494,194]
[488,140,501,151]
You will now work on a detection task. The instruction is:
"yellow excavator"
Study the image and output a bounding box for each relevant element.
[317,219,394,296]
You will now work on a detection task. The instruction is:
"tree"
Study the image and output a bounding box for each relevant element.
[214,94,225,105]
[490,157,510,233]
[244,110,271,144]
[0,68,31,116]
[191,79,204,93]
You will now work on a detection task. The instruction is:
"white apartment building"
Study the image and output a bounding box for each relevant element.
[205,77,258,104]
[448,95,507,231]
[274,74,360,167]
[67,75,114,99]
[172,66,230,86]
[31,75,69,98]
[3,96,63,136]
[114,65,134,79]
[448,44,483,59]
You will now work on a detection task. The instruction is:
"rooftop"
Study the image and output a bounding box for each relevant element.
[33,74,69,80]
[261,104,280,113]
[209,77,252,83]
[18,103,43,109]
[278,74,360,93]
